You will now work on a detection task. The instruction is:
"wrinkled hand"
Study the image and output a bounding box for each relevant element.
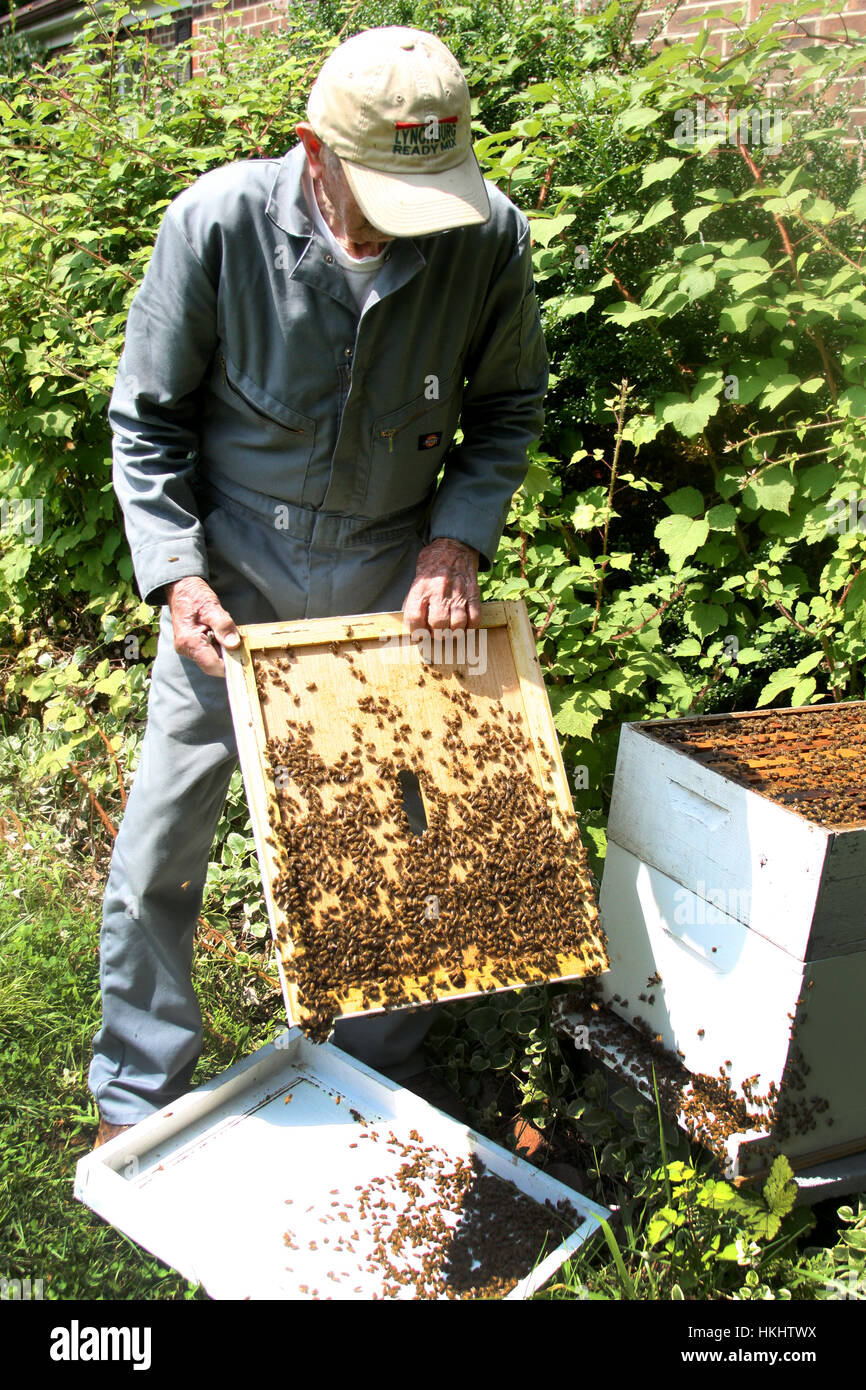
[166,575,240,677]
[402,537,481,633]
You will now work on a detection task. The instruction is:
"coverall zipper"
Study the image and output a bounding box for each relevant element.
[378,399,444,454]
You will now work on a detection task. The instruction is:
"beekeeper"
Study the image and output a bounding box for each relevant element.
[89,26,548,1147]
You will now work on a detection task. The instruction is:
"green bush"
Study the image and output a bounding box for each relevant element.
[0,0,864,858]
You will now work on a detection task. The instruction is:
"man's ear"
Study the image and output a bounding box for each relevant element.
[296,121,325,178]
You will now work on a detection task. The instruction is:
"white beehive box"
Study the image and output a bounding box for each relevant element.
[606,709,866,961]
[586,704,866,1177]
[74,1032,609,1299]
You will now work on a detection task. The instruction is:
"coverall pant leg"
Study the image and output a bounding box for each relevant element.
[89,495,438,1124]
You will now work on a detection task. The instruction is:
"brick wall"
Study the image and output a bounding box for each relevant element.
[184,0,864,138]
[189,0,290,63]
[631,0,865,138]
[5,0,863,137]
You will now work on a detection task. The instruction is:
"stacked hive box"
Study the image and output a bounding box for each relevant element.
[595,702,866,1177]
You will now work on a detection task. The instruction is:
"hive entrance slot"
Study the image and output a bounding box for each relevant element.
[397,768,428,837]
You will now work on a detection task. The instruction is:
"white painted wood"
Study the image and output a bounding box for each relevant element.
[553,998,866,1192]
[75,1034,609,1300]
[599,841,799,1090]
[594,842,866,1165]
[606,722,866,960]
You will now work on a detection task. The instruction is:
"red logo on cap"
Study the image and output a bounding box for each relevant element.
[392,116,458,156]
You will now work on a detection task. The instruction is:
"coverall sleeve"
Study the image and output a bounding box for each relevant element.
[108,204,219,607]
[425,210,548,569]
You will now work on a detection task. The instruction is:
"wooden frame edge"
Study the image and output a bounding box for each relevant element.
[224,643,299,1026]
[237,600,509,650]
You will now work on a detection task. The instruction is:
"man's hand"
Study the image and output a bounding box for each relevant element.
[166,576,241,677]
[402,537,481,633]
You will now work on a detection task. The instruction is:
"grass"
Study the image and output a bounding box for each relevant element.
[0,812,284,1300]
[1,795,863,1302]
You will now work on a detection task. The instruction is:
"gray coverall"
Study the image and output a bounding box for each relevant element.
[88,142,548,1125]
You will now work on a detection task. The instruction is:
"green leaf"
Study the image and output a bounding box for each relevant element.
[742,466,795,514]
[847,183,866,222]
[603,300,661,325]
[839,386,866,417]
[640,157,684,188]
[707,503,737,530]
[757,667,799,708]
[799,461,837,499]
[695,186,736,203]
[646,1208,678,1246]
[727,375,770,407]
[682,204,718,235]
[528,213,577,248]
[790,677,817,706]
[634,197,676,234]
[719,301,758,332]
[679,266,715,300]
[795,650,824,675]
[21,673,56,701]
[555,294,596,316]
[656,391,720,437]
[552,693,602,739]
[654,514,710,570]
[93,668,127,696]
[610,1087,642,1113]
[687,602,726,638]
[617,106,662,132]
[664,486,704,517]
[759,375,801,411]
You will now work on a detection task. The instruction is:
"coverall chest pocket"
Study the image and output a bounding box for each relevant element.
[217,352,317,465]
[367,373,463,515]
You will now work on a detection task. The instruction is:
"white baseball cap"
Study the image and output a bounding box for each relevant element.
[306,26,490,237]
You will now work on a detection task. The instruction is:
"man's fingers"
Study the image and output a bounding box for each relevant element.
[177,628,227,677]
[170,599,238,679]
[202,600,241,649]
[425,586,455,631]
[195,641,227,678]
[402,584,430,634]
[404,581,483,633]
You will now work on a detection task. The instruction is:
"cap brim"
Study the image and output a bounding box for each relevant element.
[341,149,490,237]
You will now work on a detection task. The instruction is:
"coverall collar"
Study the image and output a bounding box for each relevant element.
[265,143,427,311]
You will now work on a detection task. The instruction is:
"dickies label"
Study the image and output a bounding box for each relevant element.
[418,431,443,450]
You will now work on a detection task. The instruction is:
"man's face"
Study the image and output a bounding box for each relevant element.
[317,149,394,248]
[296,122,393,254]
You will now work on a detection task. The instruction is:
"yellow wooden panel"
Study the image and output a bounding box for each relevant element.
[225,601,607,1038]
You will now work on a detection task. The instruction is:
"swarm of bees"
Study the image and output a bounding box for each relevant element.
[283,1127,580,1299]
[254,642,607,1041]
[556,984,835,1169]
[645,704,866,829]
